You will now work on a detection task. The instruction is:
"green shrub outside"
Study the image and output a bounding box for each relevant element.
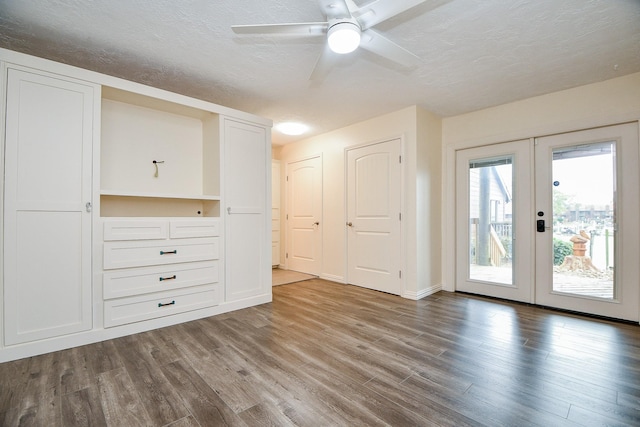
[553,238,573,265]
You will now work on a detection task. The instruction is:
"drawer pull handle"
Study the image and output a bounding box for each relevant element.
[159,275,177,282]
[160,250,177,255]
[158,300,176,308]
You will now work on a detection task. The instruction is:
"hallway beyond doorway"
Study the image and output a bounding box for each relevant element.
[272,268,316,286]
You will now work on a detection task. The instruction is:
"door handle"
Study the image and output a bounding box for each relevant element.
[536,219,545,232]
[313,221,320,226]
[346,222,353,227]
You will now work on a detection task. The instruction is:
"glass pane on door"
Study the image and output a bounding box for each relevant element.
[468,157,513,285]
[551,142,615,299]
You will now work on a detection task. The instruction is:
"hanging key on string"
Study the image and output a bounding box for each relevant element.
[153,160,164,177]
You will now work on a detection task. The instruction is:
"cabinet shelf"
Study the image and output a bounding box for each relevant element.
[100,193,220,218]
[100,190,220,201]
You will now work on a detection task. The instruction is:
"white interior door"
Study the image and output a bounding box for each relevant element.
[346,139,402,295]
[535,123,640,321]
[286,156,322,275]
[455,140,534,302]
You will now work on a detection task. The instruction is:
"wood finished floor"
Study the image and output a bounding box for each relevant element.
[1,279,639,426]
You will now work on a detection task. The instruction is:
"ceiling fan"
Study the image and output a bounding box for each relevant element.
[231,0,428,80]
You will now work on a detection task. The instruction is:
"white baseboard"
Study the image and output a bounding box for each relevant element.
[319,273,346,284]
[403,284,442,300]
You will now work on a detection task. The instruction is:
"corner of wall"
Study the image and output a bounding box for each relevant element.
[415,106,443,295]
[271,145,282,160]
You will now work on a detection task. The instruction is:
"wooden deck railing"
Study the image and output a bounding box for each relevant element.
[470,220,509,266]
[489,226,507,266]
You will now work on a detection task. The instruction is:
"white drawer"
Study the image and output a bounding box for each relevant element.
[103,260,219,299]
[170,219,220,239]
[104,285,220,327]
[104,220,168,241]
[104,237,219,270]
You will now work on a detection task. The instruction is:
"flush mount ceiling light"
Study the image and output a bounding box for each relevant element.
[327,19,361,54]
[276,122,309,136]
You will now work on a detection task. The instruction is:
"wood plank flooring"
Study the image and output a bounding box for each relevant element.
[1,279,639,426]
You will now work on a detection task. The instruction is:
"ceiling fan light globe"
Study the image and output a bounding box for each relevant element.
[327,22,361,54]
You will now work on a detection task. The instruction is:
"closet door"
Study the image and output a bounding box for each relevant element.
[4,68,94,345]
[223,119,271,302]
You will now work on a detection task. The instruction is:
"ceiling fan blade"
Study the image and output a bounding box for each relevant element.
[317,0,352,20]
[354,0,428,29]
[309,44,337,81]
[343,0,360,14]
[232,22,327,35]
[359,29,421,67]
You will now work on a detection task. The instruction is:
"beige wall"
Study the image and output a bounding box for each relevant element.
[443,72,640,147]
[278,105,442,298]
[271,146,282,160]
[417,108,442,297]
[441,71,640,291]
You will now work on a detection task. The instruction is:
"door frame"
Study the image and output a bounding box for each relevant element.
[344,137,405,295]
[284,153,323,275]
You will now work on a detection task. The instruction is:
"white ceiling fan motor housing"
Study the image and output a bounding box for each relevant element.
[327,18,362,54]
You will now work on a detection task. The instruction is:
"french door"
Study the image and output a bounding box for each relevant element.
[456,124,640,321]
[534,124,639,320]
[456,139,534,303]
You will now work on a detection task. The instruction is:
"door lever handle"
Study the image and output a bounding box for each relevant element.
[313,221,320,226]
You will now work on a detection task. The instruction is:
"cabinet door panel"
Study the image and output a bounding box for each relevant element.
[224,119,270,302]
[226,214,263,300]
[4,68,94,345]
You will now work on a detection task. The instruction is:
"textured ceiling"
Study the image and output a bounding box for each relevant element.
[0,0,639,145]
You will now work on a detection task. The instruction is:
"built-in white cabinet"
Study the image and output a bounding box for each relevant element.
[0,48,271,362]
[98,85,226,328]
[3,67,97,345]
